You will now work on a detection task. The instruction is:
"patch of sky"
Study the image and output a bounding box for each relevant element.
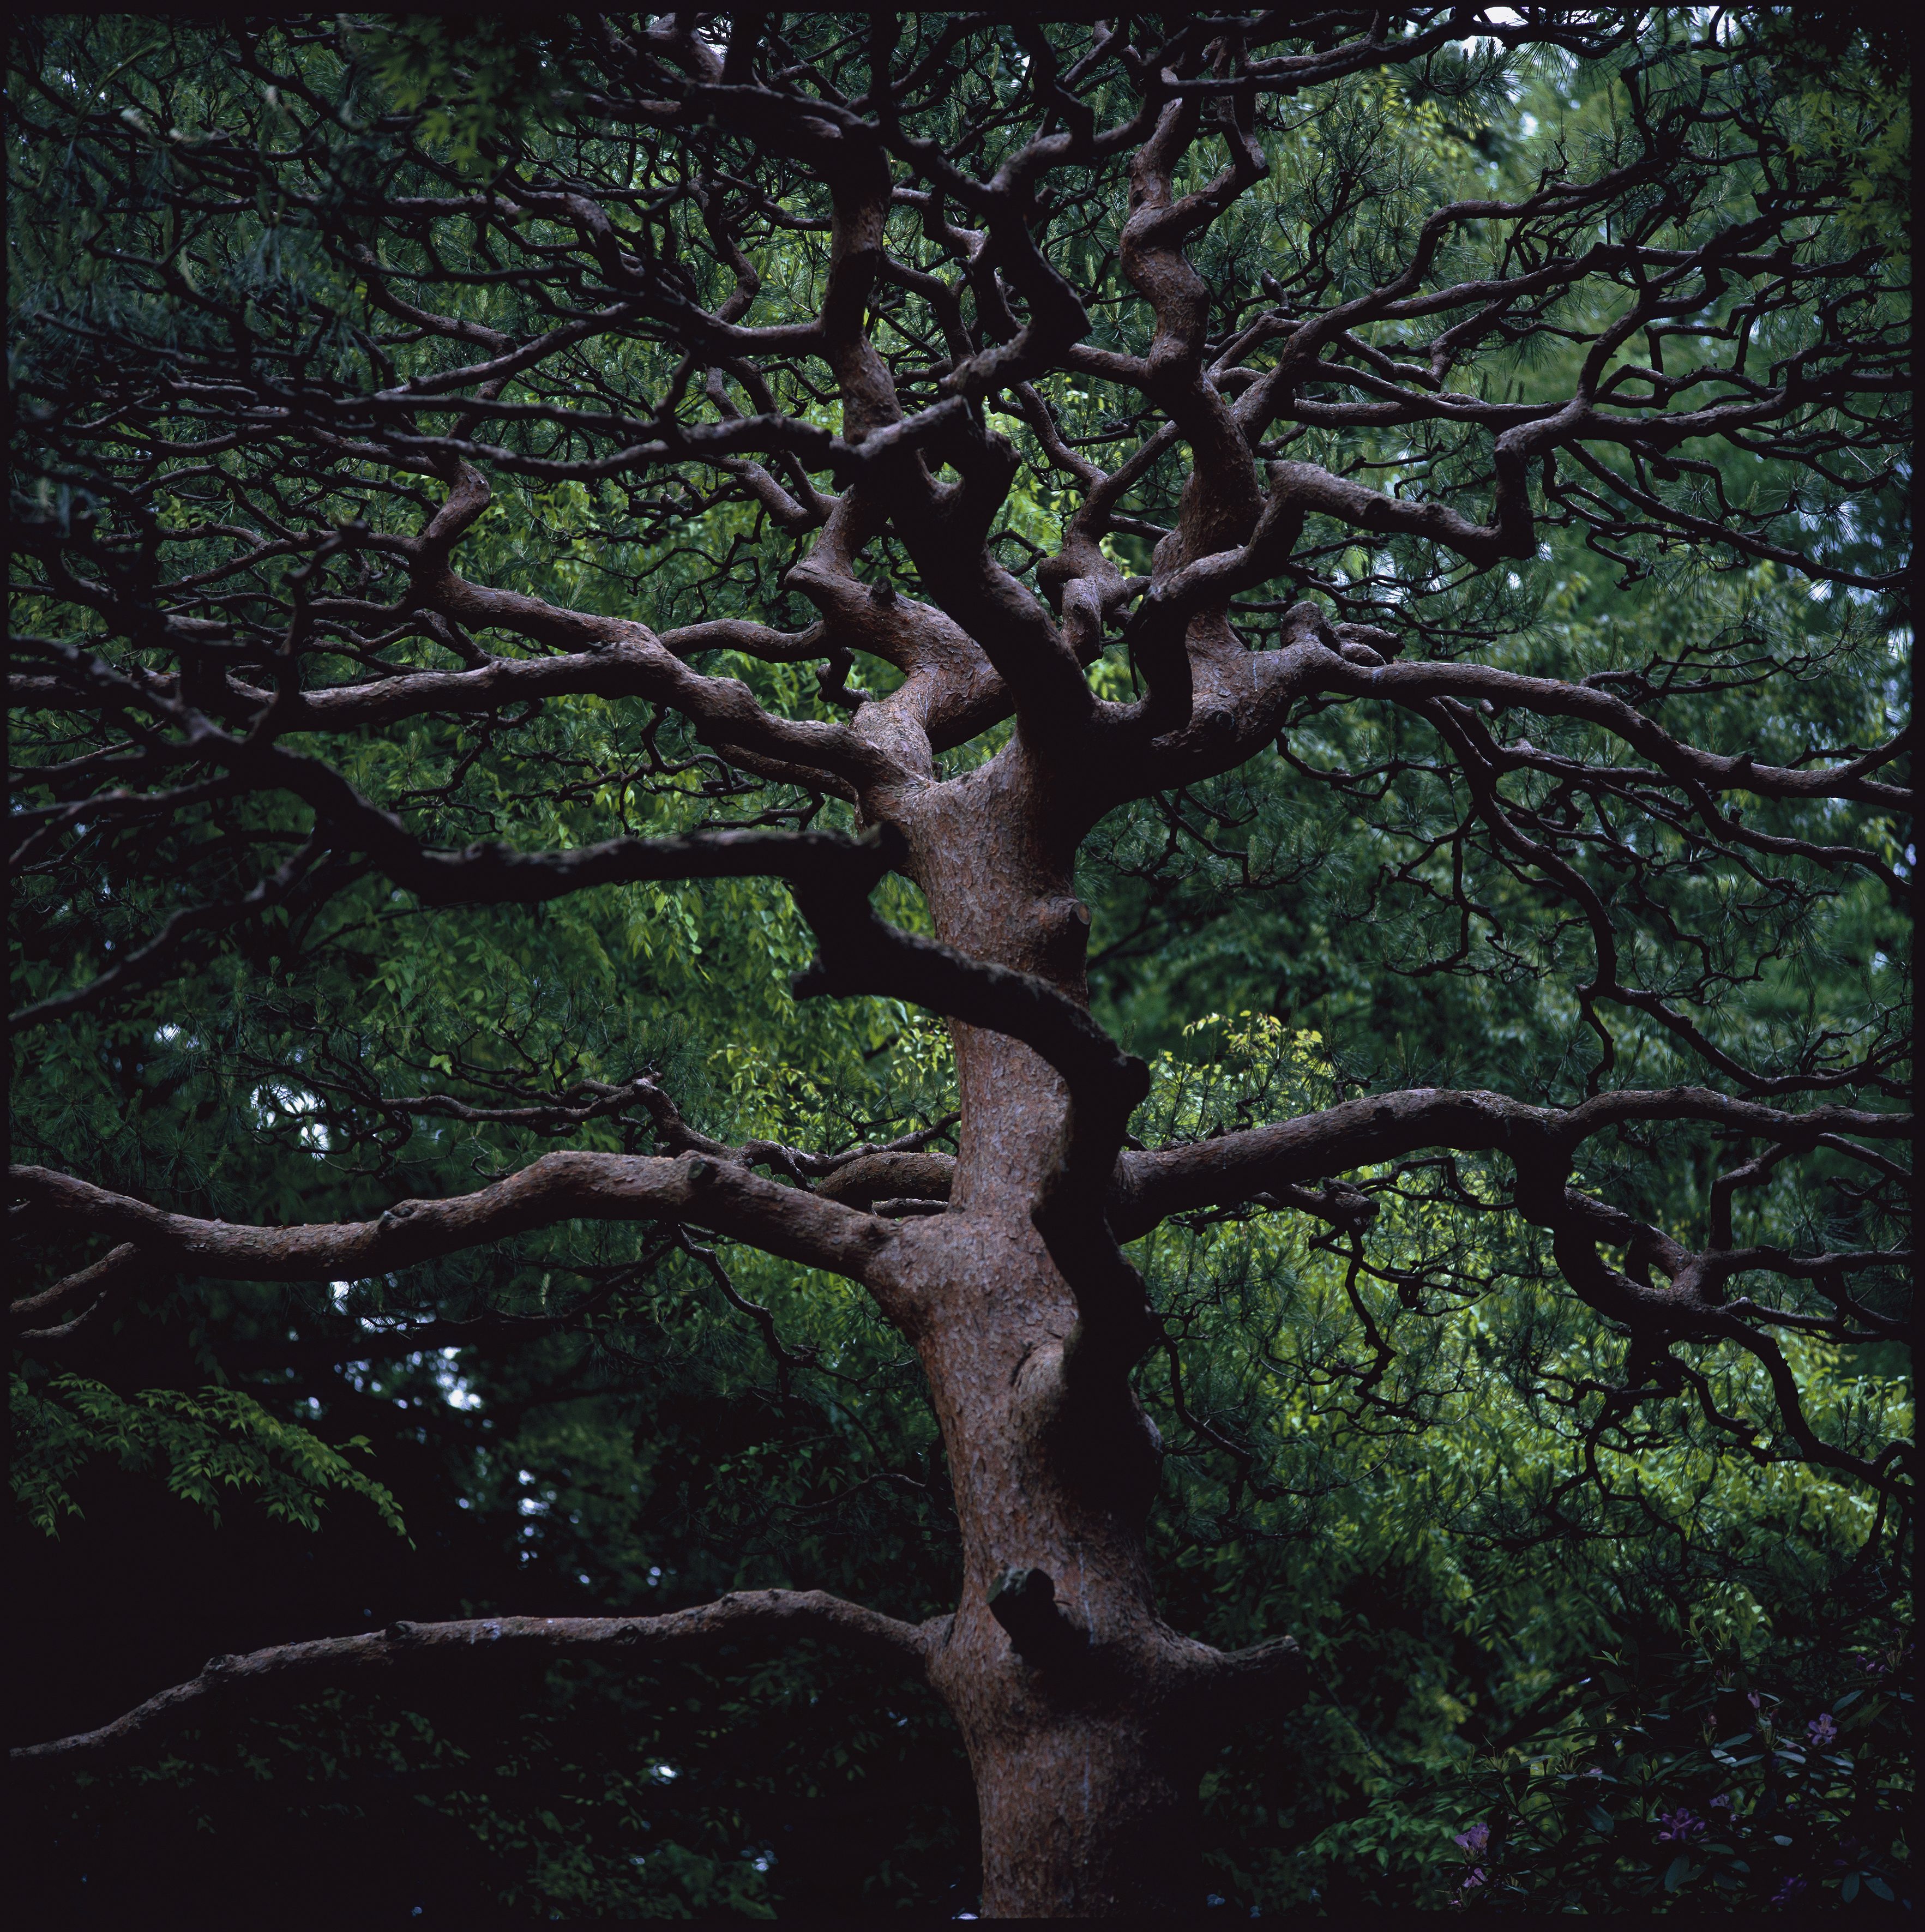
[432,1346,482,1410]
[254,1081,331,1151]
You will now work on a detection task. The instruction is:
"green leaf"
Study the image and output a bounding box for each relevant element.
[10,1373,406,1539]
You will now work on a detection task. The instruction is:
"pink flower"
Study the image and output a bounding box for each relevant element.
[1461,1867,1487,1891]
[1453,1822,1490,1855]
[1807,1712,1839,1746]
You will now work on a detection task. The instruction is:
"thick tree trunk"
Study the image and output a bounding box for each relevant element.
[903,1201,1207,1915]
[942,1666,1207,1916]
[882,744,1212,1915]
[903,1192,1212,1914]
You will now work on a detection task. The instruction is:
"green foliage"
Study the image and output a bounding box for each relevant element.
[11,1373,405,1538]
[1130,1014,1910,1913]
[367,20,567,171]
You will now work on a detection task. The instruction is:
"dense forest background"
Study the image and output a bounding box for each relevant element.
[9,11,1910,1921]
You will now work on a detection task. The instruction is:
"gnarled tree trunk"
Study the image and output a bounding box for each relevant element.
[891,749,1212,1913]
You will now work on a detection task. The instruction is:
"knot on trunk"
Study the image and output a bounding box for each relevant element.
[987,1567,1088,1670]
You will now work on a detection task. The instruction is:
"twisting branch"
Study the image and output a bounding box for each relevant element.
[1114,1082,1910,1494]
[9,1151,898,1315]
[1114,1088,1910,1233]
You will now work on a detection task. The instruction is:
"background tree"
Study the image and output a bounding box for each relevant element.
[9,10,1910,1919]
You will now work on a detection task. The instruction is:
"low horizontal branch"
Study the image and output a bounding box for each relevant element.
[11,1590,940,1766]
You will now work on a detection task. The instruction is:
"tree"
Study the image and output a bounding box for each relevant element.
[9,11,1911,1917]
